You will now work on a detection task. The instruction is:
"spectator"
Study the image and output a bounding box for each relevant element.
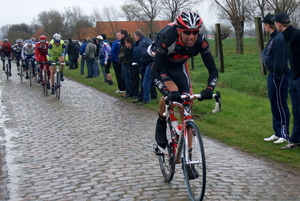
[67,38,76,69]
[261,14,291,144]
[98,35,113,85]
[79,38,87,75]
[133,29,156,104]
[73,41,80,69]
[119,36,135,98]
[85,37,96,78]
[93,37,100,77]
[272,13,300,149]
[111,30,126,93]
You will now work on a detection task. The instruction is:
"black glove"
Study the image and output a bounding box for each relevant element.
[167,91,181,102]
[199,88,213,101]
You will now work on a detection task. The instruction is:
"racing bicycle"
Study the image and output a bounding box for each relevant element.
[37,61,50,96]
[25,58,35,86]
[3,56,10,80]
[50,62,65,100]
[18,59,24,83]
[154,92,221,201]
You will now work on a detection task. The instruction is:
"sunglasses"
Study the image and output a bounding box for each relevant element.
[180,29,199,35]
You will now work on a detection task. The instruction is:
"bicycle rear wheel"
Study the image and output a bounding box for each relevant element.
[20,65,23,83]
[43,70,48,96]
[182,121,206,201]
[29,64,32,86]
[156,119,175,182]
[55,72,61,100]
[6,63,9,80]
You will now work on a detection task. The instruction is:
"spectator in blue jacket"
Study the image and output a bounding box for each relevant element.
[261,14,291,145]
[111,31,126,93]
[79,38,87,75]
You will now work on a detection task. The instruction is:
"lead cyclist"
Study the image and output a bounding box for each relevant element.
[47,33,69,94]
[151,11,219,179]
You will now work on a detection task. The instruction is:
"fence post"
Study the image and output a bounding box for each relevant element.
[254,17,267,75]
[215,23,225,73]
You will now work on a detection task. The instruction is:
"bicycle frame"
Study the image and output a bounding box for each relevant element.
[163,93,221,163]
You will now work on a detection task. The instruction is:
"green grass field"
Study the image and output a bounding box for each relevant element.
[65,38,300,170]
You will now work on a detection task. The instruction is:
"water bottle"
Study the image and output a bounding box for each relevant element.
[171,117,179,141]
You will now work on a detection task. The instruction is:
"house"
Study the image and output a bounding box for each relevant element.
[31,28,51,41]
[31,20,171,43]
[78,20,170,43]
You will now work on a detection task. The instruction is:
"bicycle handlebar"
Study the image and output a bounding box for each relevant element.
[163,91,221,116]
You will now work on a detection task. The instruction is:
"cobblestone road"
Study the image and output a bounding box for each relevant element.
[0,64,300,200]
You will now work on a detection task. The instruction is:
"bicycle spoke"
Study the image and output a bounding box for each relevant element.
[156,121,175,182]
[183,121,206,201]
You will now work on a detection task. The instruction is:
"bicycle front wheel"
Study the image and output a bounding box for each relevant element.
[156,120,175,182]
[29,64,32,86]
[20,65,23,83]
[55,72,61,100]
[43,70,48,96]
[6,63,9,80]
[183,121,206,201]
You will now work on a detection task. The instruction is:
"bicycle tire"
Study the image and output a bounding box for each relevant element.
[55,72,61,100]
[182,121,206,201]
[157,119,175,182]
[20,65,23,83]
[29,63,32,86]
[6,63,9,80]
[43,70,48,96]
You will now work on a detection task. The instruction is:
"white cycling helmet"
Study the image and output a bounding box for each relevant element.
[26,40,33,46]
[16,38,23,43]
[53,33,62,42]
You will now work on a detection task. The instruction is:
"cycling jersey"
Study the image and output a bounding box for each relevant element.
[21,44,35,59]
[1,43,13,59]
[48,39,66,58]
[13,44,23,57]
[151,23,218,96]
[35,42,49,62]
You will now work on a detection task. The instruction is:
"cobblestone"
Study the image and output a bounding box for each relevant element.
[0,64,299,200]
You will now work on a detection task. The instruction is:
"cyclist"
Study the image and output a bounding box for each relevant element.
[151,11,218,178]
[47,33,68,94]
[13,38,25,75]
[35,35,50,85]
[1,38,13,76]
[21,40,36,79]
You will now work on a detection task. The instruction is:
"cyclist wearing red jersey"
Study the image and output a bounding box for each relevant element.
[35,35,50,85]
[152,11,218,151]
[1,38,13,76]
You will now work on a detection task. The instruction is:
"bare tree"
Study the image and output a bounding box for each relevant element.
[266,0,300,14]
[7,24,32,43]
[38,9,64,37]
[121,0,163,36]
[96,6,125,38]
[0,24,11,39]
[213,0,253,54]
[210,24,233,40]
[161,0,198,22]
[66,6,93,40]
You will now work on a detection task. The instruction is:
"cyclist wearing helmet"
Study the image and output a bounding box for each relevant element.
[48,33,68,94]
[1,38,13,75]
[152,11,218,178]
[35,35,50,84]
[13,38,24,75]
[21,40,36,79]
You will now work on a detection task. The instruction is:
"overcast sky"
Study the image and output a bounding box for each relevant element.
[2,0,217,30]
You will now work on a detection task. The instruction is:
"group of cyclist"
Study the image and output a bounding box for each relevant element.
[1,33,67,94]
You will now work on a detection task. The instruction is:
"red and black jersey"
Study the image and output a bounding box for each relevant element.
[35,42,49,61]
[1,43,12,53]
[151,23,218,95]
